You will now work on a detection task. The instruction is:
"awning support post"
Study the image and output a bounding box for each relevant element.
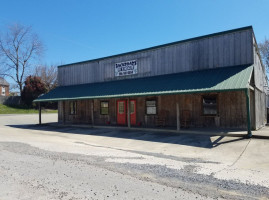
[127,98,131,129]
[63,101,65,124]
[176,102,180,131]
[245,89,252,138]
[39,102,41,125]
[91,100,94,126]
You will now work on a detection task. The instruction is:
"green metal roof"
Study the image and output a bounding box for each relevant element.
[34,65,253,102]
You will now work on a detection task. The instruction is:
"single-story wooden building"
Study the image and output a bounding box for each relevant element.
[35,26,268,136]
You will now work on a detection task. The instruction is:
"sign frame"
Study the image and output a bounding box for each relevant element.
[115,60,137,77]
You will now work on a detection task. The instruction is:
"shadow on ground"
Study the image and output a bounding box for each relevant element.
[6,123,250,149]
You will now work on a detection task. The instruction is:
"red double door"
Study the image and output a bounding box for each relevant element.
[117,100,136,125]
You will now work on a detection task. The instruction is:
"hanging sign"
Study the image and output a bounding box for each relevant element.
[115,60,137,77]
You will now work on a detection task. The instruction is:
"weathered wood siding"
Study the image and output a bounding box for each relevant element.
[254,90,267,129]
[253,38,267,92]
[252,36,267,129]
[59,92,247,129]
[267,93,269,108]
[58,29,253,86]
[58,101,63,123]
[59,100,92,124]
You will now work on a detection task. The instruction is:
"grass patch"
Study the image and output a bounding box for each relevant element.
[0,104,58,114]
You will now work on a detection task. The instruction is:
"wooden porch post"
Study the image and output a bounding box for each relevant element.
[127,98,131,128]
[91,100,94,126]
[39,102,41,125]
[63,101,65,124]
[176,102,180,131]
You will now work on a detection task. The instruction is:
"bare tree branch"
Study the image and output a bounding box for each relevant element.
[34,64,58,91]
[258,38,269,74]
[0,23,43,95]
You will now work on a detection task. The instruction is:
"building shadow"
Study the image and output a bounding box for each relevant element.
[6,124,249,149]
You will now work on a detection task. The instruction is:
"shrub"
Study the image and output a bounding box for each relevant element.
[21,76,48,107]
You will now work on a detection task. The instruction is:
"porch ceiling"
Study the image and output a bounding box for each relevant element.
[34,64,253,102]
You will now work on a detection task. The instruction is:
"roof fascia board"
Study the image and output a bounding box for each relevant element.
[34,88,247,102]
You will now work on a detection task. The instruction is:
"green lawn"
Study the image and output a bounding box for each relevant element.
[0,104,58,114]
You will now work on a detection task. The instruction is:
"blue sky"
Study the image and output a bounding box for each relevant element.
[1,0,269,71]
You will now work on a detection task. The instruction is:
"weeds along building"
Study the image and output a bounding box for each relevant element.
[35,26,268,136]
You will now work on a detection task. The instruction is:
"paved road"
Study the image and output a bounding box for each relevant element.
[0,114,269,200]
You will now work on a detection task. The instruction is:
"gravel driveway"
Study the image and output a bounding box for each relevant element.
[0,114,269,200]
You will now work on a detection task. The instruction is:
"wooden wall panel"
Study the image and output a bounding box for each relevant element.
[58,91,248,129]
[58,101,63,123]
[255,90,266,129]
[58,29,253,86]
[252,35,267,129]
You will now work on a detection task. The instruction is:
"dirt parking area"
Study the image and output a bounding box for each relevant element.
[0,114,269,200]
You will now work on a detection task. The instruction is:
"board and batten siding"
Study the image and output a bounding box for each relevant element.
[58,29,253,86]
[58,91,248,129]
[252,35,268,129]
[253,36,267,92]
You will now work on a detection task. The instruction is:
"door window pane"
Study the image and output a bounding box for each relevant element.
[130,101,135,114]
[118,102,124,114]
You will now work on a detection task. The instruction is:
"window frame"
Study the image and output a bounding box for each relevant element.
[145,98,157,115]
[1,86,5,95]
[100,101,109,115]
[201,95,218,116]
[69,101,77,115]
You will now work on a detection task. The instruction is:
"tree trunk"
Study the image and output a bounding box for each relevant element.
[19,83,23,96]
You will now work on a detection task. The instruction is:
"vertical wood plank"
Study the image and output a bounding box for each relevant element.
[91,100,94,126]
[176,102,180,131]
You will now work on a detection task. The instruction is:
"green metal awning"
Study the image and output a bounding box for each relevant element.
[34,65,253,102]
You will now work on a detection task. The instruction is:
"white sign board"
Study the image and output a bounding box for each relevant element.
[115,60,137,77]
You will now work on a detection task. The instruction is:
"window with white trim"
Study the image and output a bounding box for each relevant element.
[1,87,5,96]
[146,100,157,115]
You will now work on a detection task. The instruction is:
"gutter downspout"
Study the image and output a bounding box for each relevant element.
[245,89,252,138]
